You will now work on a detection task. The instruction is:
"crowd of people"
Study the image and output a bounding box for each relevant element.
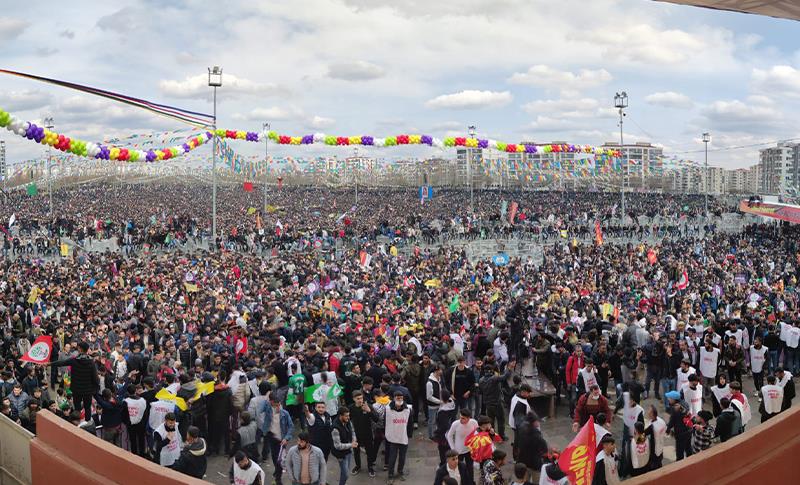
[0,181,797,485]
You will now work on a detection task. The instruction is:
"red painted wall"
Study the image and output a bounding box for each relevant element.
[627,405,800,484]
[30,411,206,485]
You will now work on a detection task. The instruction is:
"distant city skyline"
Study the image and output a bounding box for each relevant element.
[2,1,800,169]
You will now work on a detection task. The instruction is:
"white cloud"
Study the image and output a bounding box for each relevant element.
[306,115,335,129]
[425,90,512,109]
[0,90,53,112]
[327,60,386,81]
[233,107,302,122]
[752,65,800,99]
[522,98,600,114]
[701,99,783,133]
[645,91,694,109]
[0,17,29,40]
[508,66,612,96]
[159,73,287,100]
[578,24,716,65]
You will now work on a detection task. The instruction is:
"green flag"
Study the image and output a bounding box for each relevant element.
[448,296,460,313]
[303,383,324,403]
[26,183,38,196]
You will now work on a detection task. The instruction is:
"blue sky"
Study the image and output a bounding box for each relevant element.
[3,0,800,169]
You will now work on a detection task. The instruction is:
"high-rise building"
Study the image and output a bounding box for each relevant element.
[455,147,483,187]
[601,142,665,190]
[707,167,727,195]
[758,142,799,195]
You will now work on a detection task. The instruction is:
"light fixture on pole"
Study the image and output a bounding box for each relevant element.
[702,132,711,219]
[208,66,222,246]
[0,140,5,199]
[263,122,270,213]
[614,92,628,222]
[468,125,476,214]
[44,116,54,220]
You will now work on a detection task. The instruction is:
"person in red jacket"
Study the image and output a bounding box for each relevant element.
[565,347,585,418]
[573,385,611,430]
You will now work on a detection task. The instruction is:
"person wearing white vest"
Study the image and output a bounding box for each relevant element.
[539,462,569,485]
[629,422,651,477]
[620,393,643,478]
[710,374,731,417]
[123,384,148,457]
[680,375,704,415]
[749,338,768,395]
[230,450,265,485]
[729,381,751,429]
[508,384,532,459]
[577,360,599,394]
[759,375,784,422]
[675,360,695,392]
[698,342,720,399]
[645,405,666,470]
[593,434,620,485]
[154,412,183,467]
[149,397,177,433]
[385,392,412,482]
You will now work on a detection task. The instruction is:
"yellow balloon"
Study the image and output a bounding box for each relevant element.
[409,135,421,144]
[348,136,360,145]
[109,148,120,160]
[156,150,164,160]
[465,138,478,148]
[290,137,302,145]
[236,130,246,139]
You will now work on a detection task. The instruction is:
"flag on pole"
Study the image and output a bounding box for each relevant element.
[26,183,38,196]
[20,335,53,364]
[243,181,254,192]
[647,248,657,265]
[676,270,689,290]
[508,201,519,224]
[235,337,248,355]
[155,388,188,411]
[448,296,460,313]
[351,301,364,312]
[359,250,372,268]
[594,221,603,246]
[8,214,15,228]
[558,416,597,485]
[60,243,69,257]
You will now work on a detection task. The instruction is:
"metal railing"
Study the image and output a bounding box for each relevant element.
[0,413,32,485]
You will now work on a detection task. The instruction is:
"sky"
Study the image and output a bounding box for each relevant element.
[3,0,800,169]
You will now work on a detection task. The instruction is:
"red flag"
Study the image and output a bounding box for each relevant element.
[351,301,364,312]
[243,181,254,192]
[508,201,519,224]
[235,337,248,355]
[277,177,283,190]
[594,221,603,246]
[647,248,657,265]
[464,429,502,462]
[558,416,597,485]
[21,335,53,364]
[676,270,689,290]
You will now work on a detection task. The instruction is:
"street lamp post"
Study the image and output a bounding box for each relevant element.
[0,140,6,199]
[208,66,222,246]
[263,122,270,212]
[44,117,54,220]
[703,132,711,220]
[614,92,628,223]
[468,125,476,214]
[353,146,359,205]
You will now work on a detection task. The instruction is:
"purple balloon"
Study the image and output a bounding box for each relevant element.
[25,123,36,139]
[420,135,432,146]
[146,149,156,162]
[205,131,213,140]
[477,139,488,149]
[361,136,374,146]
[182,143,191,153]
[525,144,537,153]
[301,135,314,144]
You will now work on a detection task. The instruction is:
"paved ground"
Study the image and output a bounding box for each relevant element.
[201,369,768,485]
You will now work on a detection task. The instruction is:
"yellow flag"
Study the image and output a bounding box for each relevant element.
[27,286,41,304]
[193,381,215,400]
[60,243,69,257]
[247,207,257,215]
[390,246,398,257]
[155,388,188,411]
[424,278,442,288]
[266,205,278,213]
[560,229,568,238]
[184,282,199,293]
[601,302,614,319]
[489,292,500,303]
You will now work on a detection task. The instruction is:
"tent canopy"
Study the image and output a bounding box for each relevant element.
[655,1,800,21]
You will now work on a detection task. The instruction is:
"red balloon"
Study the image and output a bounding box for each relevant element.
[506,144,516,153]
[397,135,409,144]
[454,137,466,146]
[279,135,291,144]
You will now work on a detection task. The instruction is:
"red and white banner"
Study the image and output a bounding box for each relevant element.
[235,337,248,355]
[676,270,689,290]
[21,335,53,364]
[558,416,597,485]
[508,201,519,224]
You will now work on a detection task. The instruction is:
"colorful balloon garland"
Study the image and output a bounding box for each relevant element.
[0,107,621,162]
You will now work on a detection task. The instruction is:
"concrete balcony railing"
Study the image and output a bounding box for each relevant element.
[0,412,33,485]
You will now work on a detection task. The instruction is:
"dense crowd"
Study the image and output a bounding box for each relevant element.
[0,182,797,485]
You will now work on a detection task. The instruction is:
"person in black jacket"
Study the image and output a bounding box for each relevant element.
[434,450,469,485]
[205,374,233,456]
[349,390,378,477]
[446,356,476,411]
[515,412,548,482]
[479,363,513,441]
[95,388,125,447]
[434,390,457,465]
[171,426,207,479]
[777,367,795,411]
[49,341,99,420]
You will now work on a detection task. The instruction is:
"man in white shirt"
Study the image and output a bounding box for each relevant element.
[749,337,768,396]
[446,408,479,485]
[699,341,720,400]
